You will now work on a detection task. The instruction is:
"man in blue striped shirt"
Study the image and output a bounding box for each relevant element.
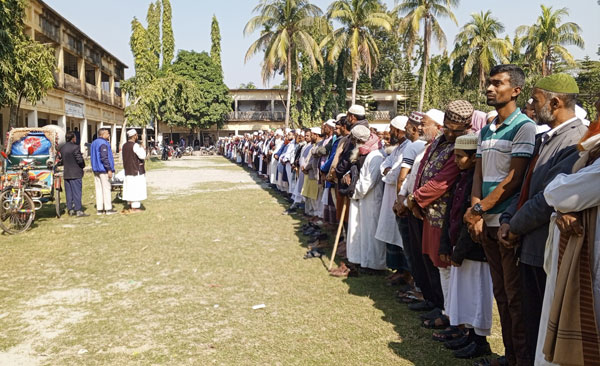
[464,64,536,366]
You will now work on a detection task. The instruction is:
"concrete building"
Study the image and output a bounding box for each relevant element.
[159,88,407,146]
[0,0,127,153]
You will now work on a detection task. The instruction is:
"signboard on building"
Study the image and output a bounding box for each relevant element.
[65,100,84,118]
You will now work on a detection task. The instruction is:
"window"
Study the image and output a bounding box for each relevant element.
[85,63,96,85]
[101,72,110,92]
[65,33,82,54]
[114,80,121,97]
[63,51,78,78]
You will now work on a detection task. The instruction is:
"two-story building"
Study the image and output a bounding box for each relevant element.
[0,0,128,153]
[158,88,407,146]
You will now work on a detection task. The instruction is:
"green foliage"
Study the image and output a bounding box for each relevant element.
[516,5,584,76]
[5,37,56,127]
[238,82,257,89]
[356,73,375,111]
[297,58,338,126]
[244,0,327,127]
[0,0,26,107]
[161,0,174,69]
[452,10,511,90]
[147,1,161,72]
[322,0,392,104]
[171,50,231,129]
[210,15,222,71]
[576,57,600,121]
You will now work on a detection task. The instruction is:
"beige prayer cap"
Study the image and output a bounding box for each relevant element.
[127,129,137,137]
[454,134,478,151]
[351,125,370,142]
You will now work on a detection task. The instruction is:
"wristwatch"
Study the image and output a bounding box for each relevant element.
[472,203,484,216]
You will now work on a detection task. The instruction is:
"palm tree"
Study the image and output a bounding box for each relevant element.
[516,5,584,76]
[394,0,458,111]
[321,0,392,105]
[244,0,325,128]
[452,11,511,91]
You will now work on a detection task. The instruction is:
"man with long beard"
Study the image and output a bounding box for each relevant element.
[498,73,587,364]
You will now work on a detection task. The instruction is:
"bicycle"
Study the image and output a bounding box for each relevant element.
[0,158,36,234]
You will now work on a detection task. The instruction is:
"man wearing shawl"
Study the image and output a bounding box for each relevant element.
[346,125,386,271]
[122,129,147,213]
[408,100,472,320]
[540,97,600,366]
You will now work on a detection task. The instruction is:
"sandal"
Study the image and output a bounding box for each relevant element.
[432,326,464,342]
[303,249,322,259]
[422,315,450,329]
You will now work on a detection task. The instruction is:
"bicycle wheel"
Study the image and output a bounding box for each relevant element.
[0,190,36,234]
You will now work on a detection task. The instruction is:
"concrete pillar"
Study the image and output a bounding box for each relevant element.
[80,118,88,155]
[234,99,238,119]
[110,124,117,152]
[57,115,66,131]
[56,47,64,87]
[95,68,101,99]
[77,57,85,92]
[109,75,115,104]
[27,109,38,128]
[393,97,398,118]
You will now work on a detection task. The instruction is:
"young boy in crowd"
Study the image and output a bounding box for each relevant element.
[435,134,494,359]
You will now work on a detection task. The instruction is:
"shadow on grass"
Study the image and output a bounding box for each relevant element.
[221,154,488,365]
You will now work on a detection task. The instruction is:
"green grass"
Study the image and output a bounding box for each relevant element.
[0,157,504,365]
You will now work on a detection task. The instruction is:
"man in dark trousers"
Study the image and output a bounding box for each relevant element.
[59,131,89,217]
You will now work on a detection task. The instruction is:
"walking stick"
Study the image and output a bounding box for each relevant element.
[329,197,348,271]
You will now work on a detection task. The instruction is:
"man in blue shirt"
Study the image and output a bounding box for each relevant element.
[90,128,116,215]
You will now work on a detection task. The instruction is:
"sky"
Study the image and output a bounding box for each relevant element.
[47,0,600,88]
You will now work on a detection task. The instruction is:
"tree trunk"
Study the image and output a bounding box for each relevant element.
[284,48,292,130]
[478,65,486,92]
[9,95,23,128]
[120,118,128,149]
[155,119,159,146]
[141,126,147,150]
[351,70,358,105]
[418,17,431,112]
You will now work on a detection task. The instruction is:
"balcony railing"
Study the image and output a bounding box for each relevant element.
[113,96,123,108]
[225,111,285,121]
[85,83,98,100]
[368,110,394,121]
[101,90,112,104]
[63,74,81,94]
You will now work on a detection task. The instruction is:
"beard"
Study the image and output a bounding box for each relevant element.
[389,135,400,145]
[536,102,556,126]
[419,128,440,143]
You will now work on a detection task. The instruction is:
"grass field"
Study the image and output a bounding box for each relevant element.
[0,156,504,365]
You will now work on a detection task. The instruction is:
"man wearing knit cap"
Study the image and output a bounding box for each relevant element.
[376,115,411,283]
[498,73,587,364]
[464,64,536,366]
[345,124,387,273]
[122,129,147,213]
[406,101,472,318]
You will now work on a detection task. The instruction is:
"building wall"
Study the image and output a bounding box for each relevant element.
[1,0,127,153]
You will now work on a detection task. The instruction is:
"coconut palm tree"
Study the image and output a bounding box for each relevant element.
[321,0,392,105]
[516,5,584,76]
[394,0,458,111]
[452,11,511,91]
[244,0,325,128]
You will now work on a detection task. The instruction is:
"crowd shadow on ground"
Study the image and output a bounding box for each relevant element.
[227,157,497,365]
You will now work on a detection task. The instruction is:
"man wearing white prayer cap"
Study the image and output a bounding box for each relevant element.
[425,108,445,126]
[121,129,147,213]
[346,105,369,131]
[325,119,336,128]
[310,127,321,135]
[336,113,346,121]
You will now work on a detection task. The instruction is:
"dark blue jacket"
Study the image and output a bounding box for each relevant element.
[90,138,114,173]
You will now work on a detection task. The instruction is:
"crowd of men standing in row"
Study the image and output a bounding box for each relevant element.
[218,64,600,366]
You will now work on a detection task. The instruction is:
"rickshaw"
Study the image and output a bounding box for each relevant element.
[0,126,64,234]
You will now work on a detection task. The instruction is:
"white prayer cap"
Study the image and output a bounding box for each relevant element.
[325,119,336,128]
[487,110,498,120]
[372,124,387,132]
[253,132,258,136]
[310,127,321,135]
[295,128,302,134]
[348,104,366,116]
[454,134,479,151]
[299,131,305,136]
[127,129,137,137]
[336,113,346,121]
[351,125,370,142]
[285,128,292,134]
[390,115,408,131]
[275,129,284,136]
[385,125,391,132]
[425,109,445,126]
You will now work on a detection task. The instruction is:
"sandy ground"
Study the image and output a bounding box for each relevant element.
[146,157,264,196]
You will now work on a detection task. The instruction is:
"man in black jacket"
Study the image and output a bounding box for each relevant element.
[60,131,88,217]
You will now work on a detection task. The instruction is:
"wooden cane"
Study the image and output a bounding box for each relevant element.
[329,198,348,271]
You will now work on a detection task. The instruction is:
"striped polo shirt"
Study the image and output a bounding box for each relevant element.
[476,108,536,226]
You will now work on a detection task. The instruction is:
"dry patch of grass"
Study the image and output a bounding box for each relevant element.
[0,156,504,365]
